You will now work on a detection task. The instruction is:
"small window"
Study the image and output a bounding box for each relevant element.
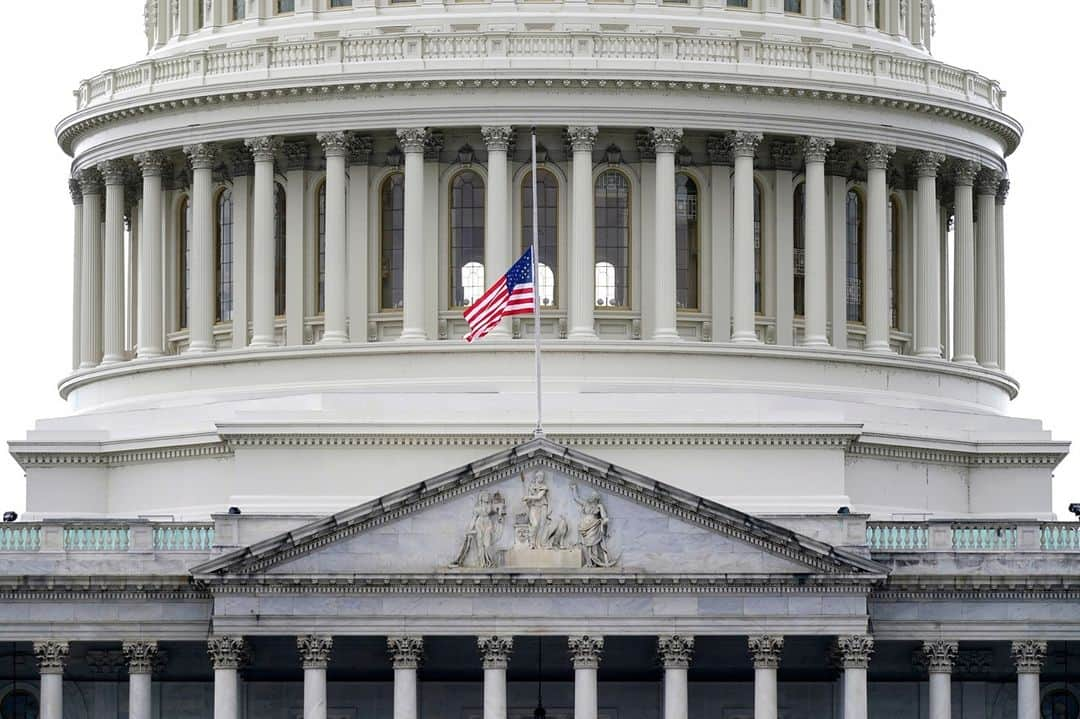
[216,189,234,323]
[276,0,295,13]
[784,0,803,13]
[754,181,764,315]
[449,171,486,308]
[522,170,559,307]
[727,0,749,6]
[594,171,631,309]
[846,190,865,323]
[888,196,901,329]
[875,0,885,30]
[232,0,245,20]
[274,183,287,316]
[793,183,806,317]
[316,181,327,314]
[380,174,405,311]
[595,262,617,309]
[329,0,351,6]
[460,262,486,308]
[675,173,699,310]
[178,196,192,330]
[832,0,847,20]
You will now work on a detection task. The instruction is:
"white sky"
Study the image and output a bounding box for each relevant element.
[0,2,1075,517]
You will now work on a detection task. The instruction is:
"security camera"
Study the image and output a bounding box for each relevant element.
[1069,503,1080,520]
[2,511,17,523]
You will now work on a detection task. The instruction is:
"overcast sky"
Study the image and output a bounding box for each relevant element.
[0,2,1074,517]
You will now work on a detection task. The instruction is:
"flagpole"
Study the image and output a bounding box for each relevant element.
[530,127,544,438]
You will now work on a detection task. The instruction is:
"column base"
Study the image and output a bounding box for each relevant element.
[863,342,894,354]
[399,329,427,341]
[567,328,597,341]
[79,360,99,370]
[802,336,830,348]
[184,342,215,354]
[952,355,977,366]
[100,354,126,365]
[249,336,277,349]
[915,348,943,359]
[651,329,681,342]
[319,332,349,345]
[979,361,1001,371]
[730,332,761,344]
[135,350,164,360]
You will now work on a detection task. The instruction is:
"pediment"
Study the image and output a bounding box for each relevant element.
[192,438,886,581]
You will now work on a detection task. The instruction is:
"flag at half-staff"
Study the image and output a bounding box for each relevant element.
[462,247,536,343]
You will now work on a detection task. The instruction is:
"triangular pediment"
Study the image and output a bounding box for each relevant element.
[192,438,886,581]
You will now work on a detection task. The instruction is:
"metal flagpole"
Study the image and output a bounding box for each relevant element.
[530,127,544,438]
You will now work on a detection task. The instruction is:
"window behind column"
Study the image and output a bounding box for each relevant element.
[754,180,764,315]
[832,0,847,20]
[274,183,287,317]
[178,195,191,330]
[330,0,352,6]
[784,0,803,13]
[196,0,205,28]
[595,170,631,309]
[380,173,405,310]
[0,689,39,719]
[522,169,558,307]
[450,170,486,308]
[675,173,699,310]
[276,0,295,13]
[846,189,865,323]
[232,0,245,21]
[875,0,885,29]
[316,180,326,314]
[216,189,234,323]
[793,183,806,317]
[726,0,749,6]
[888,195,901,329]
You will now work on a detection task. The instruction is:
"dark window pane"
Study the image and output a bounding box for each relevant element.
[216,189,234,323]
[317,182,326,314]
[179,197,191,329]
[450,171,486,308]
[793,183,806,317]
[522,170,559,307]
[846,190,864,323]
[594,171,631,309]
[381,174,405,310]
[675,173,699,310]
[274,184,287,316]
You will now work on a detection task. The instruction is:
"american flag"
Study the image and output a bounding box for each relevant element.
[463,248,536,343]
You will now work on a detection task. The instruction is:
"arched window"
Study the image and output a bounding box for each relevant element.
[522,170,558,307]
[754,181,764,314]
[215,189,234,323]
[178,195,191,330]
[846,189,865,323]
[1,689,39,719]
[450,170,486,307]
[675,173,699,310]
[793,183,806,316]
[232,0,245,20]
[595,170,631,309]
[315,180,326,314]
[274,183,287,316]
[380,174,405,310]
[888,195,902,329]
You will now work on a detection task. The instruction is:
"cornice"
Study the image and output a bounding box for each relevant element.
[849,438,1069,469]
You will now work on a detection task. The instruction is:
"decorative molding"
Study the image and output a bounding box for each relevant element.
[11,441,232,468]
[975,167,1002,197]
[33,641,70,675]
[800,137,834,164]
[706,134,733,166]
[244,136,282,163]
[836,634,874,669]
[650,127,684,155]
[658,635,695,669]
[477,636,514,670]
[913,647,991,675]
[847,440,1066,468]
[1011,640,1047,674]
[387,636,424,669]
[912,150,944,178]
[134,150,168,178]
[481,126,514,152]
[316,131,350,158]
[283,142,309,171]
[996,178,1010,206]
[728,131,762,159]
[566,126,599,153]
[770,140,800,171]
[396,128,429,153]
[919,640,958,674]
[863,143,896,171]
[347,134,374,165]
[183,143,218,171]
[952,160,979,186]
[748,635,784,669]
[122,640,160,675]
[207,635,248,670]
[78,167,103,196]
[297,634,334,669]
[68,178,84,205]
[568,635,604,669]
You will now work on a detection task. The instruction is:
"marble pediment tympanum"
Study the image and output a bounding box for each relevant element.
[192,438,885,581]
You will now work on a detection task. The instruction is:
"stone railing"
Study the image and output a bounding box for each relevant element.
[867,521,1080,553]
[0,520,215,554]
[73,32,1004,114]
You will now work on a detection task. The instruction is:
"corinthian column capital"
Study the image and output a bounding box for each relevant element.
[123,641,160,675]
[952,159,979,186]
[748,635,784,669]
[33,641,70,675]
[297,635,334,669]
[863,143,896,171]
[183,143,219,171]
[975,167,1002,197]
[728,131,763,159]
[78,168,103,196]
[317,131,351,158]
[997,178,1011,205]
[387,636,424,669]
[481,126,514,152]
[650,127,684,154]
[69,178,84,205]
[658,635,695,669]
[99,159,128,186]
[800,137,835,164]
[1011,640,1047,675]
[134,151,168,177]
[569,635,604,669]
[244,136,282,163]
[397,128,430,154]
[567,126,599,152]
[477,636,514,670]
[207,635,248,670]
[836,635,875,669]
[921,640,958,674]
[912,150,945,178]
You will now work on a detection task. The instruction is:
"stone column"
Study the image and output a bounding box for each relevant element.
[100,160,128,364]
[183,143,218,353]
[481,126,514,339]
[284,142,308,346]
[347,136,373,342]
[33,641,69,719]
[245,136,282,348]
[79,168,104,368]
[913,151,944,358]
[651,127,684,341]
[134,152,166,358]
[837,635,873,719]
[1011,640,1047,719]
[397,129,430,341]
[996,179,1009,370]
[208,635,246,719]
[298,635,333,719]
[478,636,513,719]
[730,131,763,344]
[975,167,1001,369]
[388,636,424,719]
[951,161,978,365]
[568,126,599,340]
[863,143,896,353]
[123,641,159,719]
[659,636,694,719]
[921,640,957,719]
[569,635,603,719]
[69,179,84,370]
[229,149,253,349]
[748,635,783,719]
[708,137,733,342]
[772,141,796,346]
[827,149,854,349]
[801,137,834,347]
[318,132,350,344]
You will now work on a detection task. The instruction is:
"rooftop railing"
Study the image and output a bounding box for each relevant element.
[866,521,1080,553]
[0,521,215,554]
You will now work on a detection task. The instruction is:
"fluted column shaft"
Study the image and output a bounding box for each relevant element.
[975,169,1000,369]
[299,635,333,719]
[79,170,103,368]
[70,181,84,370]
[659,636,693,719]
[184,144,218,353]
[100,161,127,364]
[708,139,733,342]
[1012,641,1046,719]
[135,153,166,358]
[388,637,423,719]
[124,641,158,719]
[731,132,763,344]
[749,636,782,719]
[952,162,978,365]
[921,641,957,719]
[996,180,1009,370]
[246,137,280,348]
[570,636,603,719]
[34,642,69,719]
[837,636,873,719]
[864,144,895,352]
[568,127,599,340]
[347,138,373,342]
[398,129,429,341]
[208,636,245,719]
[478,637,513,719]
[482,127,513,339]
[318,133,350,344]
[914,153,944,358]
[802,138,833,347]
[651,128,683,341]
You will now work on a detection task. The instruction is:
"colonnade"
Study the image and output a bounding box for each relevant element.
[68,125,1009,372]
[29,635,1048,719]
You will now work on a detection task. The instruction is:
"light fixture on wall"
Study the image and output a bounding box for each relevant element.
[533,638,546,719]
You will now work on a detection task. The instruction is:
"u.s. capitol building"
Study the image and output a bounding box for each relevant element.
[0,0,1074,717]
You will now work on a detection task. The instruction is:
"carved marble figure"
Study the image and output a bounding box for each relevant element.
[571,484,618,568]
[450,492,506,569]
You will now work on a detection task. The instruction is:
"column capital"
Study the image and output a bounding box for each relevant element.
[33,641,69,675]
[748,635,784,670]
[1011,640,1047,675]
[397,128,430,154]
[800,137,835,164]
[952,160,979,187]
[836,635,875,669]
[569,635,604,669]
[317,131,351,158]
[975,167,1002,197]
[481,126,514,152]
[99,159,128,186]
[658,635,695,669]
[207,635,248,670]
[183,143,219,171]
[77,168,103,196]
[122,640,159,675]
[348,134,374,165]
[913,151,945,178]
[728,131,763,159]
[387,636,424,669]
[283,142,309,172]
[69,178,84,205]
[706,134,733,165]
[297,634,334,669]
[920,640,958,674]
[477,636,514,670]
[863,143,896,171]
[650,127,684,154]
[244,136,283,163]
[996,178,1011,206]
[567,126,600,152]
[134,151,168,178]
